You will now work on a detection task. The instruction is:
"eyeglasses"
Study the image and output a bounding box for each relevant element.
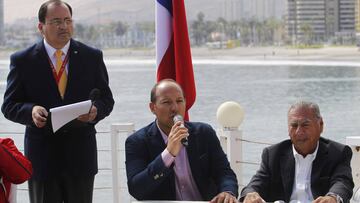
[46,18,73,27]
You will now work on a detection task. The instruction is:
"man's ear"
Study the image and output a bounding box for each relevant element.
[149,102,155,114]
[319,118,324,133]
[38,23,44,35]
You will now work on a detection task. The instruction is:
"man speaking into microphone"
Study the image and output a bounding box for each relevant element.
[125,79,238,202]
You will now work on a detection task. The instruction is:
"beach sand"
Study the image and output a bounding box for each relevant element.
[2,46,360,61]
[103,46,360,61]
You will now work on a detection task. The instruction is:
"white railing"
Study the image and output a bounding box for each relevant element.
[346,137,360,203]
[2,124,359,203]
[217,128,243,195]
[110,123,360,203]
[110,123,135,203]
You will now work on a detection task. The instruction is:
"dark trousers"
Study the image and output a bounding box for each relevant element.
[28,175,95,203]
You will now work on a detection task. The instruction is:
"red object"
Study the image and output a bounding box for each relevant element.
[0,138,32,203]
[156,0,196,120]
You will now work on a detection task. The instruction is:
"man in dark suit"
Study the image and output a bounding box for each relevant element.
[1,1,114,203]
[125,79,238,202]
[241,101,354,203]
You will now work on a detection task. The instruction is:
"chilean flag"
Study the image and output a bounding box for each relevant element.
[156,0,196,120]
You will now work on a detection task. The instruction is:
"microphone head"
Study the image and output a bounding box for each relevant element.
[173,114,183,123]
[89,88,101,101]
[173,114,188,147]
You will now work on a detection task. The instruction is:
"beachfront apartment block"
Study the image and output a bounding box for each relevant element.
[286,0,355,44]
[221,0,286,21]
[355,0,360,31]
[0,0,3,45]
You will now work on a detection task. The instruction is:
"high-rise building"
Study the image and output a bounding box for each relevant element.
[0,0,4,45]
[339,0,355,32]
[355,0,360,31]
[286,0,355,44]
[222,0,242,21]
[247,0,286,20]
[221,0,287,21]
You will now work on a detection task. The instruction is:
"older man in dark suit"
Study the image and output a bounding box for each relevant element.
[241,101,354,203]
[125,79,238,203]
[1,1,114,203]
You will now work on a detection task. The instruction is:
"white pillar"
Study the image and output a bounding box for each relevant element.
[218,128,243,189]
[216,101,245,195]
[111,123,135,203]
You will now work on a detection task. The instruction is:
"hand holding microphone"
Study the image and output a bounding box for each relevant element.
[173,114,188,147]
[166,114,189,157]
[89,88,100,111]
[78,88,100,122]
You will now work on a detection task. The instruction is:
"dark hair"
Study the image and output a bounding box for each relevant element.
[150,79,184,103]
[38,0,72,23]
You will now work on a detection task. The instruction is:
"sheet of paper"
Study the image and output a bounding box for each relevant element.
[50,100,92,133]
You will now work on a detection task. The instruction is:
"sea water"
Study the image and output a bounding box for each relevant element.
[1,59,360,202]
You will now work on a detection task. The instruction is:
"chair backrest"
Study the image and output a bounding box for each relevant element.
[8,184,17,203]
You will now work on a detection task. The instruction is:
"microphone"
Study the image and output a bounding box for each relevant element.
[173,114,188,147]
[89,88,100,113]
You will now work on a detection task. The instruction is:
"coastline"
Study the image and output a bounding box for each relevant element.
[103,46,360,62]
[1,46,360,62]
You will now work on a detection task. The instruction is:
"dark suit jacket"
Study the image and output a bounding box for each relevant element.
[240,137,354,203]
[125,121,238,200]
[1,39,114,180]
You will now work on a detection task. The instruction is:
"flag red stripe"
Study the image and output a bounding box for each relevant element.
[156,0,196,120]
[172,0,196,113]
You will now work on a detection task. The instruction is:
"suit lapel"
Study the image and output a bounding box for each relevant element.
[185,123,199,174]
[280,146,295,202]
[64,39,82,100]
[311,141,328,198]
[184,123,203,196]
[33,41,63,101]
[145,122,167,159]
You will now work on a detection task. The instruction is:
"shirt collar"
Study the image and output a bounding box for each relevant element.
[43,39,70,57]
[292,141,319,161]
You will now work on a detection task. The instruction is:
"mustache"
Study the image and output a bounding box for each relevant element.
[58,31,70,35]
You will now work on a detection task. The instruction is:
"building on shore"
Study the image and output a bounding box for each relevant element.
[0,0,4,45]
[221,0,286,21]
[222,0,242,21]
[356,0,360,31]
[286,0,355,44]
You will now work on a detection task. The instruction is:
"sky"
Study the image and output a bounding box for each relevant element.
[4,0,286,24]
[4,0,84,23]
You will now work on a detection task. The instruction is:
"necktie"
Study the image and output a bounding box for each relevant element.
[55,49,67,98]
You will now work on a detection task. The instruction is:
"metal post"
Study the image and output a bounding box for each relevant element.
[111,123,135,203]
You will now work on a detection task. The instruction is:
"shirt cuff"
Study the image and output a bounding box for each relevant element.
[224,191,236,197]
[326,192,343,203]
[161,148,176,168]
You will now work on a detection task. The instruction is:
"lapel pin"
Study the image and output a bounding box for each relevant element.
[74,51,78,54]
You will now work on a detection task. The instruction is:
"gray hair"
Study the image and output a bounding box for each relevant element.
[288,101,321,118]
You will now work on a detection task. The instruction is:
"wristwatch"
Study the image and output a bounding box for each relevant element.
[327,193,342,203]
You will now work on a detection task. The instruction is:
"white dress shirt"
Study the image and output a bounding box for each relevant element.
[290,142,319,203]
[43,39,70,74]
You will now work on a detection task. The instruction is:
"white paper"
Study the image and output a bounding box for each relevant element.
[50,100,92,133]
